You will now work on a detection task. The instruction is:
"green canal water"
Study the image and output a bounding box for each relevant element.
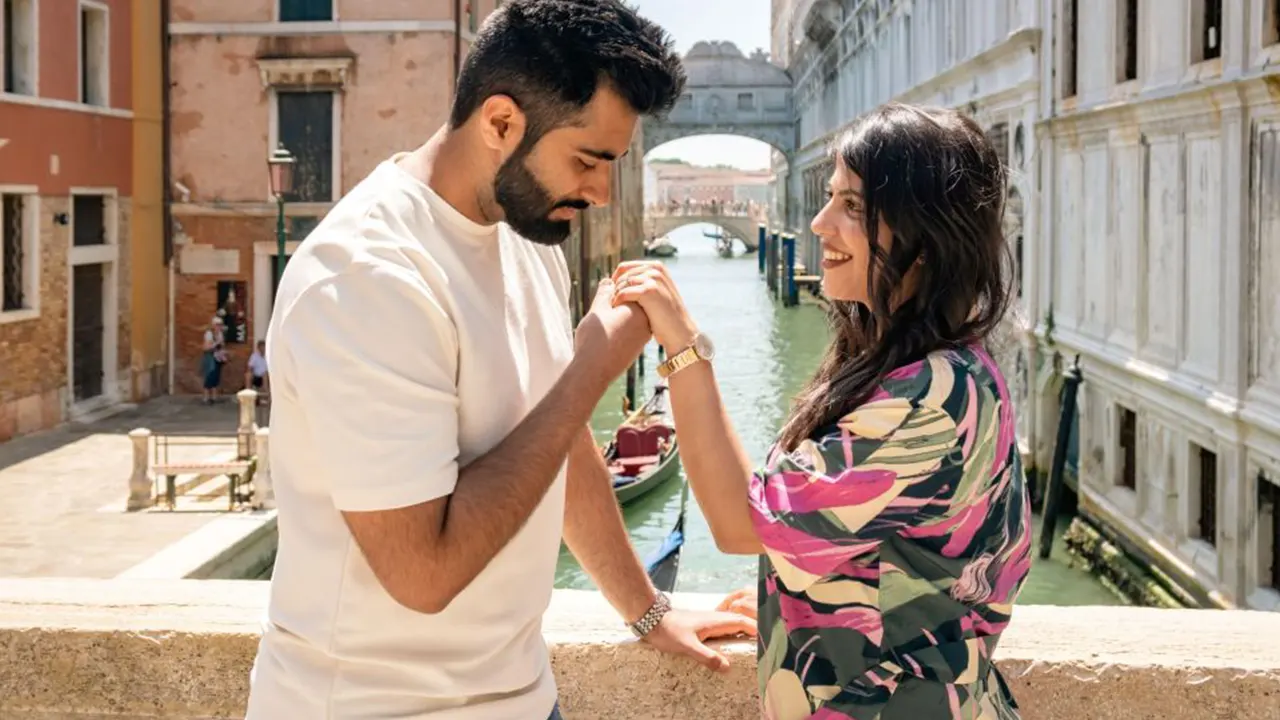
[555,224,1120,606]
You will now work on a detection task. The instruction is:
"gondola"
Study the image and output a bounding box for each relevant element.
[643,476,689,593]
[602,384,681,505]
[602,381,689,592]
[705,228,734,258]
[644,235,679,257]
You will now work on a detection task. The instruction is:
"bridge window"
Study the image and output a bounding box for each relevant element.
[1269,0,1280,46]
[1117,405,1137,490]
[1061,0,1079,98]
[737,92,755,111]
[677,93,693,110]
[1116,0,1139,82]
[1192,444,1218,547]
[1257,472,1280,593]
[1192,0,1223,62]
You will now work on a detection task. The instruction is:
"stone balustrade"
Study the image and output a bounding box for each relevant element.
[1,579,1278,719]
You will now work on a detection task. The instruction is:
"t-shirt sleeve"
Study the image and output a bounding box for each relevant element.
[276,265,460,512]
[748,389,969,582]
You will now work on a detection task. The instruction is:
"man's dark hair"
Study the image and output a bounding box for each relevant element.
[449,0,686,139]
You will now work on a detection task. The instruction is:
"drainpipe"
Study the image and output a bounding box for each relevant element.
[160,0,176,394]
[453,0,462,89]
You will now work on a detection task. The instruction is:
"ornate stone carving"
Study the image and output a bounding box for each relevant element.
[256,57,353,90]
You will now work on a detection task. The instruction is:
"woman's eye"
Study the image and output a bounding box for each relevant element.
[845,201,862,216]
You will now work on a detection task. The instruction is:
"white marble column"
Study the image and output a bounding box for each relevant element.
[254,427,275,510]
[127,428,153,511]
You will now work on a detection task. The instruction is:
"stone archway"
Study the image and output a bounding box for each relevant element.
[642,40,795,159]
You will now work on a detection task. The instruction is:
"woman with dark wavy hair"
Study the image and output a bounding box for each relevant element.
[612,103,1030,719]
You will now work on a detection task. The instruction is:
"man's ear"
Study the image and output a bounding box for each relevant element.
[477,94,527,154]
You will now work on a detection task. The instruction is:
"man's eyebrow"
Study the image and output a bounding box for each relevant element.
[580,147,629,161]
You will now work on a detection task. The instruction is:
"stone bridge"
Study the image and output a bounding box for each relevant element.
[643,41,794,158]
[644,210,764,251]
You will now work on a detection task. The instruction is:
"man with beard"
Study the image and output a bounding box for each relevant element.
[245,1,755,719]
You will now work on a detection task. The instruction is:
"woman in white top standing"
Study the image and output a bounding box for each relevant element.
[200,316,227,404]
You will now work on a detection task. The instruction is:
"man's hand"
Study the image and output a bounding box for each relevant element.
[610,261,699,352]
[641,607,757,673]
[575,278,651,387]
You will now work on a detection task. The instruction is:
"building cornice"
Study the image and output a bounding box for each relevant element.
[793,27,1042,160]
[1039,73,1280,136]
[256,57,353,90]
[169,20,459,36]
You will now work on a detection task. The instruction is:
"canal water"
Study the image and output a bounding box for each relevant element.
[555,224,1121,606]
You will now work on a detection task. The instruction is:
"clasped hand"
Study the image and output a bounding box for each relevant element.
[572,261,700,384]
[609,261,698,352]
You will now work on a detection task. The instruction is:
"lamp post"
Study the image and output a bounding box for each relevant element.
[267,145,296,285]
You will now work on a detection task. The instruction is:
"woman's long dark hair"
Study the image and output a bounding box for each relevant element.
[778,103,1014,451]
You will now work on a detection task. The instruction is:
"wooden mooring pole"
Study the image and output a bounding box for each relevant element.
[1039,354,1083,560]
[757,225,767,274]
[625,362,637,414]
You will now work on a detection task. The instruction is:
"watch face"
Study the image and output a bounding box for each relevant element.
[694,332,715,361]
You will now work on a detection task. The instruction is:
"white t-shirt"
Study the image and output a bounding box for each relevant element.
[247,351,268,378]
[246,155,575,719]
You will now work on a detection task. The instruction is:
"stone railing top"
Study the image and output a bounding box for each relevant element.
[2,579,1279,719]
[646,208,764,219]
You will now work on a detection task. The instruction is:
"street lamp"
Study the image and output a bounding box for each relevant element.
[267,144,296,285]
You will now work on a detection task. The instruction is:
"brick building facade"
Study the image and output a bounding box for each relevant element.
[0,0,168,442]
[168,0,644,393]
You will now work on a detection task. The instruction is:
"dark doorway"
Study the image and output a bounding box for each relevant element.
[72,263,105,401]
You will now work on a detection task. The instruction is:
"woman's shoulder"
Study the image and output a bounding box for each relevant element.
[870,345,1006,411]
[800,346,1006,444]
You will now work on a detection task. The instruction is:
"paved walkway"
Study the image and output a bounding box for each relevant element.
[0,397,253,578]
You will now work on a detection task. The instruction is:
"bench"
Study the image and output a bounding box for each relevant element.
[151,434,255,511]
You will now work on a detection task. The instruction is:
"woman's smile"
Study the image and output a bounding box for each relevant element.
[821,244,854,270]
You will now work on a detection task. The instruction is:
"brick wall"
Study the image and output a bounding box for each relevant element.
[0,197,70,441]
[172,214,271,395]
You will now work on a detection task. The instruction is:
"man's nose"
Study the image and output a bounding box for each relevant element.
[580,168,612,207]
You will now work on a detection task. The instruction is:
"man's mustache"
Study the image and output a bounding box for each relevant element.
[554,199,590,211]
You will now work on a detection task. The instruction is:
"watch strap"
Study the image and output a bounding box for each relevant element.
[628,591,671,637]
[657,345,700,379]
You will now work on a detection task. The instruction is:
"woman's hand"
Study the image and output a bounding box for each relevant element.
[715,586,758,620]
[611,261,699,352]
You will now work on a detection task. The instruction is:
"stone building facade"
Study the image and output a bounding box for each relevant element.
[168,0,643,392]
[1042,0,1280,612]
[0,0,169,442]
[771,0,1280,610]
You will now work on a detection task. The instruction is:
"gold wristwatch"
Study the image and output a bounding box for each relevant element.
[657,332,715,378]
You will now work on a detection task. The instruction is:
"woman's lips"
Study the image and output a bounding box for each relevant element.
[821,246,853,270]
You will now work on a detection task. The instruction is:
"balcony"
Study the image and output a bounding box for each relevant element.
[1,579,1278,718]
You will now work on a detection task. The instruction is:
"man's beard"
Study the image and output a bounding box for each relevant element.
[493,150,588,246]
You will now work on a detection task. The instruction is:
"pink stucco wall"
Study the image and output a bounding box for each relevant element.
[169,32,456,202]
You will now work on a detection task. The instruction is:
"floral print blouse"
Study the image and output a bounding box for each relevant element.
[749,346,1031,720]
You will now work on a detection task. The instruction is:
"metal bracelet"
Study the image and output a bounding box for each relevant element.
[628,591,671,638]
